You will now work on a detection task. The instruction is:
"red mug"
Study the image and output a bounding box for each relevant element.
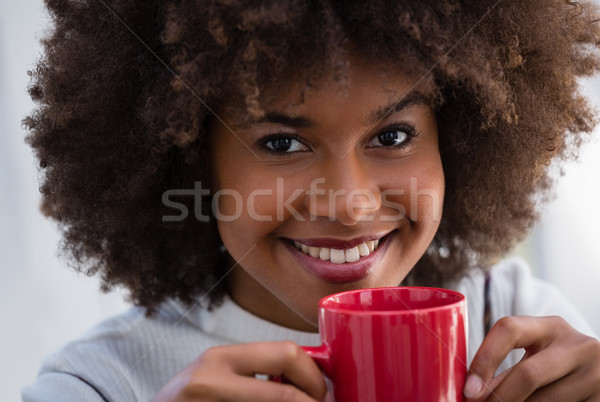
[302,287,467,402]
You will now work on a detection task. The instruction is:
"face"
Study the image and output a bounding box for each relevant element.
[210,59,444,331]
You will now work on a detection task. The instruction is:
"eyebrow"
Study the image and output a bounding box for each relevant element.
[249,90,429,129]
[366,91,430,125]
[258,113,316,129]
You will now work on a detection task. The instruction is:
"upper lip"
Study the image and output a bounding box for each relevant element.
[289,230,393,249]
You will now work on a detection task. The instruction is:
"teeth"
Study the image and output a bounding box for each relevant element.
[345,247,360,263]
[294,238,382,263]
[330,249,346,264]
[319,247,330,261]
[367,241,376,252]
[358,243,370,256]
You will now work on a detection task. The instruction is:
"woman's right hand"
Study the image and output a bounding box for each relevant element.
[150,341,329,402]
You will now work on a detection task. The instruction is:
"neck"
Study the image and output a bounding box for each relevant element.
[225,260,318,333]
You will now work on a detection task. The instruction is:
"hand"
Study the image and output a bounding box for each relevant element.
[150,341,328,402]
[464,316,600,401]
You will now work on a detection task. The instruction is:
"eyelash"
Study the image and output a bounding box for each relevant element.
[366,123,419,150]
[257,123,419,155]
[257,132,308,155]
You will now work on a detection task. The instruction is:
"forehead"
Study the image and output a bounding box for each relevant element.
[226,58,435,125]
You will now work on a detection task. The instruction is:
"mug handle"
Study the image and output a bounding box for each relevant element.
[301,345,333,378]
[269,344,332,383]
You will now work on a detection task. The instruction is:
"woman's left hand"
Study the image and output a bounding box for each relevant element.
[464,316,600,401]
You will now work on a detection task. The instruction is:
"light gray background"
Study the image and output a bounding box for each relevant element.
[1,1,599,400]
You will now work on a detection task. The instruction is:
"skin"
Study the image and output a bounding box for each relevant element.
[465,316,600,401]
[151,59,600,401]
[211,59,444,332]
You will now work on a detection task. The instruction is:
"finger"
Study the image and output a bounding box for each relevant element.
[464,367,511,402]
[207,341,327,400]
[523,371,600,402]
[526,336,600,402]
[465,316,563,399]
[484,345,583,401]
[207,374,323,402]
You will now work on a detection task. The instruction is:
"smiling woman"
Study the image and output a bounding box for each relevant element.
[24,0,600,311]
[17,0,600,401]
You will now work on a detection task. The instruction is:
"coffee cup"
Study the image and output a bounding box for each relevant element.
[302,286,467,402]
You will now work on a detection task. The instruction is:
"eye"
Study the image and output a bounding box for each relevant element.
[367,124,417,148]
[260,134,309,154]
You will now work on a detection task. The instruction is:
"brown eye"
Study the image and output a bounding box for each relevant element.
[368,129,409,147]
[260,134,309,154]
[382,131,406,146]
[267,137,294,152]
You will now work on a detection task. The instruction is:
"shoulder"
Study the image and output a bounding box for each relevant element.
[447,257,596,368]
[22,299,218,401]
[486,257,595,336]
[454,257,595,336]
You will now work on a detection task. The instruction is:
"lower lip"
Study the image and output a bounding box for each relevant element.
[285,233,394,283]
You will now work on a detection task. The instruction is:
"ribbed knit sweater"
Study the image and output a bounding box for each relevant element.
[22,258,596,402]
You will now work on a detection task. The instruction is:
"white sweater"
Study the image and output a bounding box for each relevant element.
[21,258,596,402]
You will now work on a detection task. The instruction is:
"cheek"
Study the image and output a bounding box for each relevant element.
[380,160,445,225]
[409,168,444,224]
[211,150,272,219]
[211,190,245,220]
[211,177,269,254]
[213,175,309,223]
[212,172,311,259]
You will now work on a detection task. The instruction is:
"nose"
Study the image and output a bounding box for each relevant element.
[304,154,381,225]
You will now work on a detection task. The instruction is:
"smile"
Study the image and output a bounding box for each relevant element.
[293,239,381,264]
[286,232,394,283]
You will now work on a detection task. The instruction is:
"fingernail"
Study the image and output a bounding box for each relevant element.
[463,374,483,398]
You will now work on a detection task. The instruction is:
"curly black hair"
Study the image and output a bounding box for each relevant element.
[25,0,600,313]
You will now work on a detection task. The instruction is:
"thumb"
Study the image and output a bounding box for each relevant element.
[464,367,512,401]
